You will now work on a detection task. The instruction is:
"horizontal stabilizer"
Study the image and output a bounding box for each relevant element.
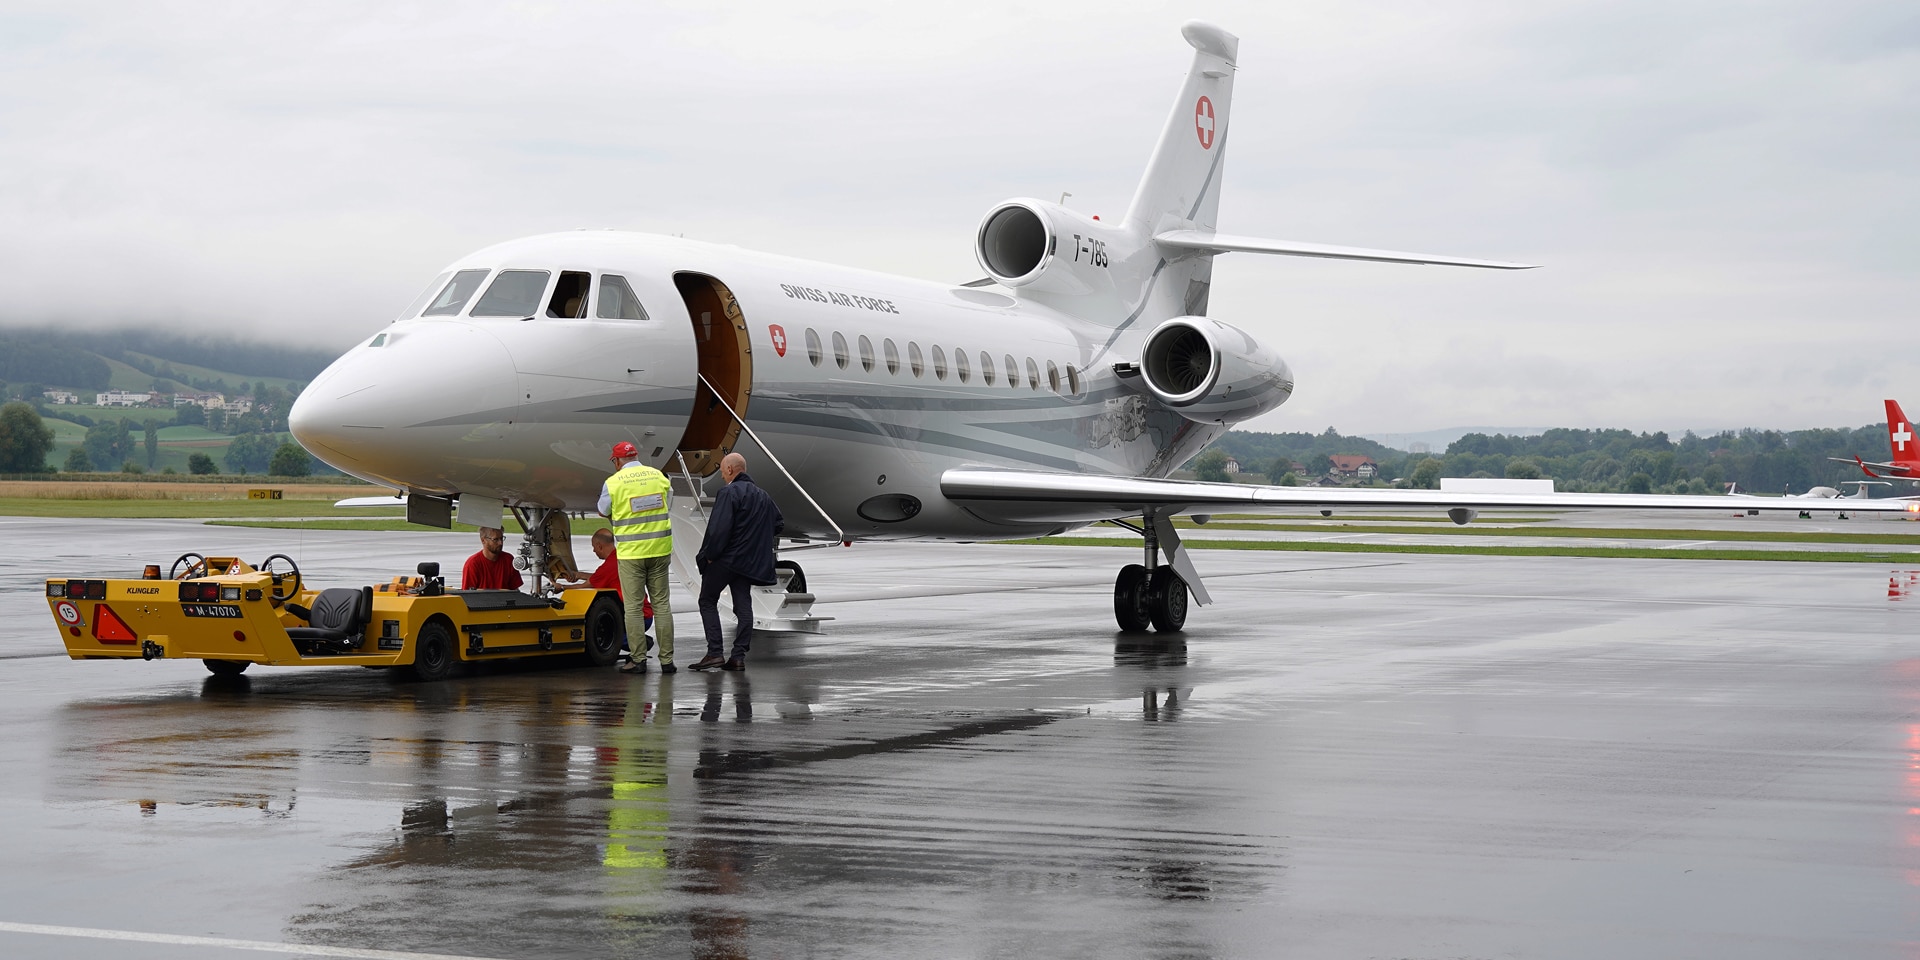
[1154,229,1537,270]
[335,494,406,508]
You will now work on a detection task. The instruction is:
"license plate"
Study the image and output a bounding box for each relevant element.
[182,604,243,618]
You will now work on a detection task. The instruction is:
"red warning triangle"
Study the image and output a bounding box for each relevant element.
[92,604,139,644]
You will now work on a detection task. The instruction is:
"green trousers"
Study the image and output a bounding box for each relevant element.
[617,555,674,665]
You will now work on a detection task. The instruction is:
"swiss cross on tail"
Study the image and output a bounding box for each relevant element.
[1194,96,1215,149]
[768,324,787,357]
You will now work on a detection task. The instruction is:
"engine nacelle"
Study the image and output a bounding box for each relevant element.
[974,199,1132,297]
[1138,317,1295,424]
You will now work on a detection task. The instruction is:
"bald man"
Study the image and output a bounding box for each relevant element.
[690,452,784,671]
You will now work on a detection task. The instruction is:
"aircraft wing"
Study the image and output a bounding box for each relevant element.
[939,468,1920,526]
[1152,230,1538,270]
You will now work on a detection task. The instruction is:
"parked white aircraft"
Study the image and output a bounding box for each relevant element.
[289,21,1920,633]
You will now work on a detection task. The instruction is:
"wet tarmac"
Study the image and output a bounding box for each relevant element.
[3,516,1920,957]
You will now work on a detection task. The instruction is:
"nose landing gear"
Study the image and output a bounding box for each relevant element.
[1110,508,1205,633]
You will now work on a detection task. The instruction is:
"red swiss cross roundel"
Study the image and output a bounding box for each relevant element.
[1194,96,1215,150]
[769,324,788,357]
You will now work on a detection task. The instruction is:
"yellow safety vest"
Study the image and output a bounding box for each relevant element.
[607,465,673,559]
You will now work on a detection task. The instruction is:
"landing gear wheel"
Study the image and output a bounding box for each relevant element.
[1147,567,1188,633]
[257,553,302,605]
[203,658,249,676]
[410,621,456,682]
[170,552,208,580]
[1114,564,1152,632]
[580,594,623,668]
[775,560,807,593]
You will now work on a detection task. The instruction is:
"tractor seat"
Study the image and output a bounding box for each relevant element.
[286,586,373,654]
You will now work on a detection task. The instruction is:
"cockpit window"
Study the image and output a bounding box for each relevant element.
[596,275,650,321]
[398,271,452,321]
[546,271,590,318]
[421,269,489,317]
[471,270,552,317]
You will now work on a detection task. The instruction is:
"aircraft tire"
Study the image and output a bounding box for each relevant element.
[203,658,249,676]
[1147,567,1188,633]
[580,594,624,667]
[1114,564,1152,632]
[410,621,456,682]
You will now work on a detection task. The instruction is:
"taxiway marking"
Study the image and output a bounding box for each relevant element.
[0,921,519,960]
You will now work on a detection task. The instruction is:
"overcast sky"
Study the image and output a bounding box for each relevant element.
[1,1,1914,435]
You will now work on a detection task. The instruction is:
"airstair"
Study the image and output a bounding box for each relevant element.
[665,460,831,635]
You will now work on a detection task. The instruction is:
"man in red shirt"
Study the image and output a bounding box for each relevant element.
[564,528,651,665]
[461,527,523,590]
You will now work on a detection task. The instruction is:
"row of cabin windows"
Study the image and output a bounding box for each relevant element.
[798,327,1082,396]
[403,268,650,322]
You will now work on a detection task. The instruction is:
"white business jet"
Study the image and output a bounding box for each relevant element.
[288,22,1920,634]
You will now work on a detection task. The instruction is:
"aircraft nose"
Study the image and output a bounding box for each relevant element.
[290,322,520,488]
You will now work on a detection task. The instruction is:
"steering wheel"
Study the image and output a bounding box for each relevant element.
[170,552,209,580]
[258,554,302,605]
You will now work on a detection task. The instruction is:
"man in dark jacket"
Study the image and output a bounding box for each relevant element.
[690,452,785,671]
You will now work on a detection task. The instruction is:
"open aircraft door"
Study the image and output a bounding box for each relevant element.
[671,272,753,477]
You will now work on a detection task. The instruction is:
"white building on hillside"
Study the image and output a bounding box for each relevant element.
[42,390,79,404]
[96,390,154,407]
[223,397,253,414]
[174,393,225,408]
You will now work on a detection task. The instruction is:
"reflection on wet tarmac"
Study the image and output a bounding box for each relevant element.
[37,665,1269,958]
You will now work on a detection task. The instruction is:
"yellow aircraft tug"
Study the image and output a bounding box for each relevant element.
[45,551,624,681]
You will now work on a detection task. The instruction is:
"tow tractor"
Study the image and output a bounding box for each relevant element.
[45,551,624,681]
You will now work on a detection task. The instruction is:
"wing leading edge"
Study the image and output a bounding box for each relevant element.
[940,468,1920,526]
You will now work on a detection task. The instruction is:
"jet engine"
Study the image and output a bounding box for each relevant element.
[1137,317,1294,424]
[974,199,1132,297]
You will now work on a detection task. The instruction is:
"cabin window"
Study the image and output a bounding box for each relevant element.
[422,269,489,317]
[979,351,994,385]
[1025,358,1041,390]
[858,335,875,373]
[908,342,924,378]
[546,271,590,318]
[1065,364,1081,397]
[883,338,900,375]
[805,328,823,367]
[398,271,452,321]
[472,270,551,317]
[368,333,388,348]
[595,275,649,320]
[832,331,850,369]
[1004,354,1019,389]
[931,345,947,380]
[955,348,970,383]
[1046,360,1060,392]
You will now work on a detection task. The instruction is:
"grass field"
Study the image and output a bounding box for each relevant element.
[0,481,391,518]
[1177,520,1920,545]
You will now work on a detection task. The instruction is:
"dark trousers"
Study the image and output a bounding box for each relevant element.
[698,563,755,658]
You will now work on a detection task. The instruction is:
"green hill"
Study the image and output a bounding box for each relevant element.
[1,326,345,475]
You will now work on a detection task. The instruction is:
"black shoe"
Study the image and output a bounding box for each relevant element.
[723,657,745,671]
[690,655,726,671]
[618,659,647,674]
[659,662,677,674]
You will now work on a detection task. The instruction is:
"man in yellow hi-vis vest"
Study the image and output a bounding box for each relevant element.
[598,442,676,674]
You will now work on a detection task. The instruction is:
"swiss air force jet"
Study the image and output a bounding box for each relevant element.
[288,21,1920,633]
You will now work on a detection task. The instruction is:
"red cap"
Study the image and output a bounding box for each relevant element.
[610,441,638,461]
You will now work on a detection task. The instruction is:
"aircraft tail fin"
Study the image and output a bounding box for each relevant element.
[1125,22,1238,233]
[1887,399,1917,464]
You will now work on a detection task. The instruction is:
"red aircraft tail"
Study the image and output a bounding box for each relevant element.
[1888,400,1920,468]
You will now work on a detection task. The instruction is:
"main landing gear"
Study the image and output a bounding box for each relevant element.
[1110,508,1208,633]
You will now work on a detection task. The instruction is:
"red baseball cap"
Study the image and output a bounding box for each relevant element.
[610,441,638,461]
